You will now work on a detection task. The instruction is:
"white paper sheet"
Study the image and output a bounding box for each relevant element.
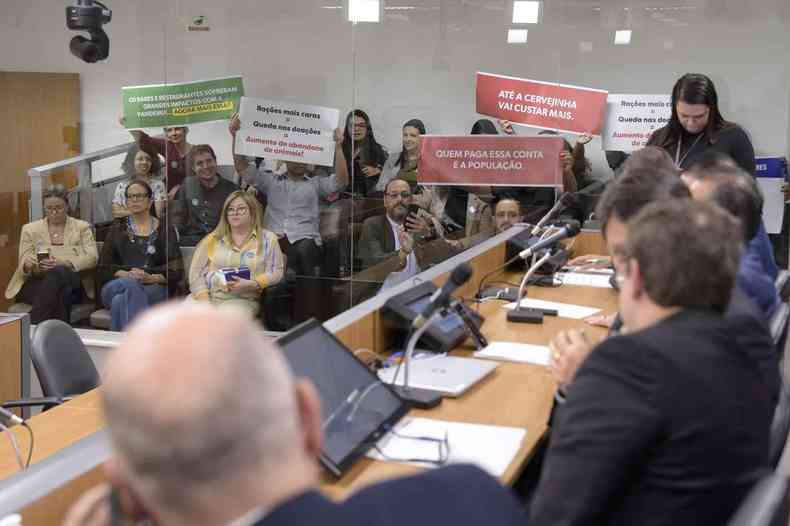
[474,341,551,366]
[756,177,786,234]
[367,417,527,477]
[554,272,614,289]
[504,298,601,319]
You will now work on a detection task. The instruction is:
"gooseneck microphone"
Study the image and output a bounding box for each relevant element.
[531,193,575,235]
[518,221,581,260]
[411,263,473,329]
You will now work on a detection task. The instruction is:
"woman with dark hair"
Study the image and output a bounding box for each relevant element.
[99,178,182,331]
[113,144,166,219]
[378,118,426,192]
[5,185,98,323]
[342,109,389,197]
[647,73,755,173]
[470,118,499,135]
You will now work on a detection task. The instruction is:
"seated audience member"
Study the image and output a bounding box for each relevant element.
[174,144,238,246]
[342,109,389,197]
[230,116,348,279]
[189,191,283,316]
[378,118,425,192]
[64,303,527,526]
[4,185,98,324]
[98,179,182,331]
[530,200,777,526]
[125,120,193,197]
[686,159,781,319]
[358,179,436,288]
[685,152,778,281]
[112,144,166,219]
[494,196,523,234]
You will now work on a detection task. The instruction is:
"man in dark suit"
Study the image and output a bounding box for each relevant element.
[64,303,526,526]
[357,178,439,288]
[529,200,777,526]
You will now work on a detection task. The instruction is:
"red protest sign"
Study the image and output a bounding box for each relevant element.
[418,135,564,187]
[476,72,608,135]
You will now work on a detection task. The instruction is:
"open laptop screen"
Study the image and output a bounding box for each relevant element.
[276,319,408,477]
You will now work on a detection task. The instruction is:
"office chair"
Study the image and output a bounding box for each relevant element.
[769,351,790,468]
[2,320,100,411]
[726,473,790,526]
[776,270,790,303]
[769,303,790,352]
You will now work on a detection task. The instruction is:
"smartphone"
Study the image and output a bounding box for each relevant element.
[36,250,50,263]
[405,204,421,221]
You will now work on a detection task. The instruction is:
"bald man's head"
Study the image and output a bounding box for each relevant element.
[101,303,317,518]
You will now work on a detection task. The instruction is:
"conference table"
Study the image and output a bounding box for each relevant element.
[0,227,615,522]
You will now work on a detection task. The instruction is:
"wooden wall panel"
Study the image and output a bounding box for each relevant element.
[0,72,80,310]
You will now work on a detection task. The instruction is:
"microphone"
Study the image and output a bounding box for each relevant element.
[531,193,575,235]
[0,408,23,427]
[412,263,473,329]
[518,220,581,260]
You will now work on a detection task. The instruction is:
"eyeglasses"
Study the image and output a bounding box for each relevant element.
[226,207,250,216]
[126,193,150,201]
[372,428,451,467]
[45,205,65,212]
[385,191,412,200]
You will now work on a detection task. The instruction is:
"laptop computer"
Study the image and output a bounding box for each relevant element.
[377,355,498,397]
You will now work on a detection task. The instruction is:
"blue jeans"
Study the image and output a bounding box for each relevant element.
[101,277,167,331]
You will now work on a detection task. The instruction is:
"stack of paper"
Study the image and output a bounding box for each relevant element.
[368,417,527,477]
[474,341,550,366]
[504,298,601,319]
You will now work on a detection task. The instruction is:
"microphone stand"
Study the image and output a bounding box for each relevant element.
[385,311,444,409]
[507,250,555,324]
[530,198,566,235]
[450,300,488,350]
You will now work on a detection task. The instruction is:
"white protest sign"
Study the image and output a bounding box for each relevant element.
[602,94,672,152]
[234,96,340,167]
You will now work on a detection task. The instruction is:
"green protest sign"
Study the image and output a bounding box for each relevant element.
[122,76,244,128]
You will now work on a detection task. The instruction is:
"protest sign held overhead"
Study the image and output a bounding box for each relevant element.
[475,72,608,136]
[602,94,672,151]
[419,135,564,187]
[234,97,340,167]
[123,76,244,128]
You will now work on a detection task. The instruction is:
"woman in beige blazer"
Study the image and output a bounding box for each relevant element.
[5,185,98,323]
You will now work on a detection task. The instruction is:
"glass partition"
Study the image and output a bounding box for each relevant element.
[3,0,790,331]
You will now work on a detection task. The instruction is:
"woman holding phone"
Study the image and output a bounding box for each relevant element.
[5,185,98,323]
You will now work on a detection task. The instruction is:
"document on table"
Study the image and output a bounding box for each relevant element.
[474,341,550,366]
[504,298,601,319]
[367,417,527,477]
[554,272,614,289]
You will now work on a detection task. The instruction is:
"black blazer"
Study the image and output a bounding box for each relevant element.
[647,124,756,174]
[529,309,776,526]
[255,465,526,526]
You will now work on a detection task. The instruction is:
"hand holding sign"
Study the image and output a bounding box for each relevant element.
[234,97,340,167]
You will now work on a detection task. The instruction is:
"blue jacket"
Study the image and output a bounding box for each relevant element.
[739,227,781,320]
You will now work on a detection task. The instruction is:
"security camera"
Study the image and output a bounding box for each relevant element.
[66,0,112,63]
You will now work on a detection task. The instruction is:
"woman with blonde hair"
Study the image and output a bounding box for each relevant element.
[189,190,284,315]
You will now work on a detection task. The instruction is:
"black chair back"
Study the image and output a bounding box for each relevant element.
[727,474,789,526]
[30,320,100,398]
